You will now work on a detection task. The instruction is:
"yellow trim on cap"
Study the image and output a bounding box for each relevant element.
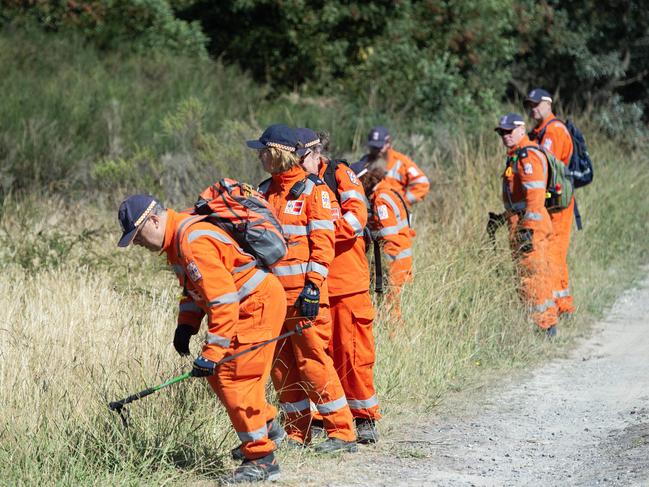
[304,138,320,148]
[134,201,156,227]
[266,141,296,152]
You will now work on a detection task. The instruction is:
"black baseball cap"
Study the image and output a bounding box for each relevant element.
[117,194,160,247]
[367,126,390,149]
[246,124,299,152]
[295,127,320,157]
[495,113,526,131]
[525,88,553,104]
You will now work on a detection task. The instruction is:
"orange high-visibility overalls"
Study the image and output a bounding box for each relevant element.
[318,159,380,421]
[260,165,355,444]
[531,114,575,315]
[164,209,287,461]
[502,136,558,329]
[369,180,415,325]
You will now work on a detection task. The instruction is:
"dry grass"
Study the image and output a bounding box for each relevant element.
[0,127,647,485]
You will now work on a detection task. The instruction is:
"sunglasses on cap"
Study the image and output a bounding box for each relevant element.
[496,128,515,136]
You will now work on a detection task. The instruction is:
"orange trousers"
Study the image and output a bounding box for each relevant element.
[509,229,558,329]
[206,275,286,460]
[548,198,575,315]
[329,291,381,420]
[271,305,355,444]
[384,254,413,326]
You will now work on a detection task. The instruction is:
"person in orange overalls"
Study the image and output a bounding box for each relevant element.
[351,126,429,206]
[247,124,357,454]
[361,159,415,329]
[295,127,380,444]
[525,88,575,316]
[116,194,287,483]
[495,113,559,336]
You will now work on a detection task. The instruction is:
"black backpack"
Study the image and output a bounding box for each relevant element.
[322,158,349,203]
[534,118,593,189]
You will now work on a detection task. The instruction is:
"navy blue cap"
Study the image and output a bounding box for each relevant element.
[246,124,298,152]
[367,126,390,149]
[495,113,526,131]
[525,88,553,104]
[117,194,160,247]
[295,127,320,157]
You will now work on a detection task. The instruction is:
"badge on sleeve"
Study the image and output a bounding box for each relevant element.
[331,207,341,220]
[377,204,389,220]
[523,163,533,175]
[186,261,203,282]
[543,139,553,151]
[321,191,331,209]
[407,166,419,177]
[284,200,304,215]
[346,169,360,186]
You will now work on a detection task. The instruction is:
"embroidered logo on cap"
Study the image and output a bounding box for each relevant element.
[372,131,379,141]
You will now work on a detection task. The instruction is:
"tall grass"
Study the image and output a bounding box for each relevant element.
[1,29,649,485]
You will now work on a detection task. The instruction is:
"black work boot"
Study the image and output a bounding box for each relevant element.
[232,452,280,483]
[355,418,379,444]
[312,437,357,454]
[231,419,286,461]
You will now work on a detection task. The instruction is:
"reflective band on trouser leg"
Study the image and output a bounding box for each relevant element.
[280,398,310,414]
[553,289,570,298]
[207,273,284,460]
[279,305,356,442]
[329,292,380,420]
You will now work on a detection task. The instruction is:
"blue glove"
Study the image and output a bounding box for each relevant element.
[191,355,217,377]
[294,281,320,319]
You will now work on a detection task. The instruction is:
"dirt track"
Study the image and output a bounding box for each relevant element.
[281,275,649,487]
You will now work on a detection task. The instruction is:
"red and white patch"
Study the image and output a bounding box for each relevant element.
[346,169,360,186]
[407,166,419,177]
[523,163,533,175]
[284,200,304,215]
[331,207,341,220]
[186,261,203,282]
[321,191,331,209]
[377,204,389,220]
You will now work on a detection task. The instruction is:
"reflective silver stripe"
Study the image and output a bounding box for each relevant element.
[208,292,239,307]
[386,160,402,181]
[187,229,233,245]
[307,261,328,278]
[553,289,570,298]
[205,332,231,348]
[527,147,548,178]
[282,224,308,236]
[272,263,307,277]
[347,395,379,410]
[280,399,310,413]
[237,424,268,442]
[232,261,257,274]
[409,175,429,185]
[522,181,546,190]
[378,193,402,221]
[316,395,348,414]
[386,248,412,262]
[524,211,543,221]
[533,299,556,313]
[508,201,527,211]
[171,265,184,276]
[374,219,409,238]
[308,220,334,232]
[405,191,416,204]
[179,301,201,313]
[340,190,368,206]
[303,179,316,195]
[238,269,267,300]
[343,211,364,236]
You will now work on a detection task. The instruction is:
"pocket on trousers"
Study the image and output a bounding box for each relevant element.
[352,306,376,367]
[234,302,273,379]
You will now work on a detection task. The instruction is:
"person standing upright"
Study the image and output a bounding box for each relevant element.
[495,113,559,336]
[525,88,575,317]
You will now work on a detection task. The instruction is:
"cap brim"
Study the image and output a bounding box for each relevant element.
[494,125,515,131]
[246,140,266,150]
[117,228,137,247]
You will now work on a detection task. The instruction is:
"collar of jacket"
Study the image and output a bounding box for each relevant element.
[161,208,183,256]
[507,134,534,156]
[533,112,556,135]
[272,165,307,186]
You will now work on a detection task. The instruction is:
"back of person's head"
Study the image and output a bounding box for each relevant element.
[361,159,387,195]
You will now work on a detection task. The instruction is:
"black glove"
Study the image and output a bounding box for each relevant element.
[294,281,320,319]
[516,228,534,254]
[191,355,217,377]
[486,212,506,239]
[173,324,194,356]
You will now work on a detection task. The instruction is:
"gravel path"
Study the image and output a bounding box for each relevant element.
[280,275,649,487]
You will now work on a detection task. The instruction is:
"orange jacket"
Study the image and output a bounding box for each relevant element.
[318,158,370,296]
[163,209,278,362]
[502,135,552,236]
[530,114,574,166]
[369,180,414,261]
[261,165,336,302]
[384,148,430,205]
